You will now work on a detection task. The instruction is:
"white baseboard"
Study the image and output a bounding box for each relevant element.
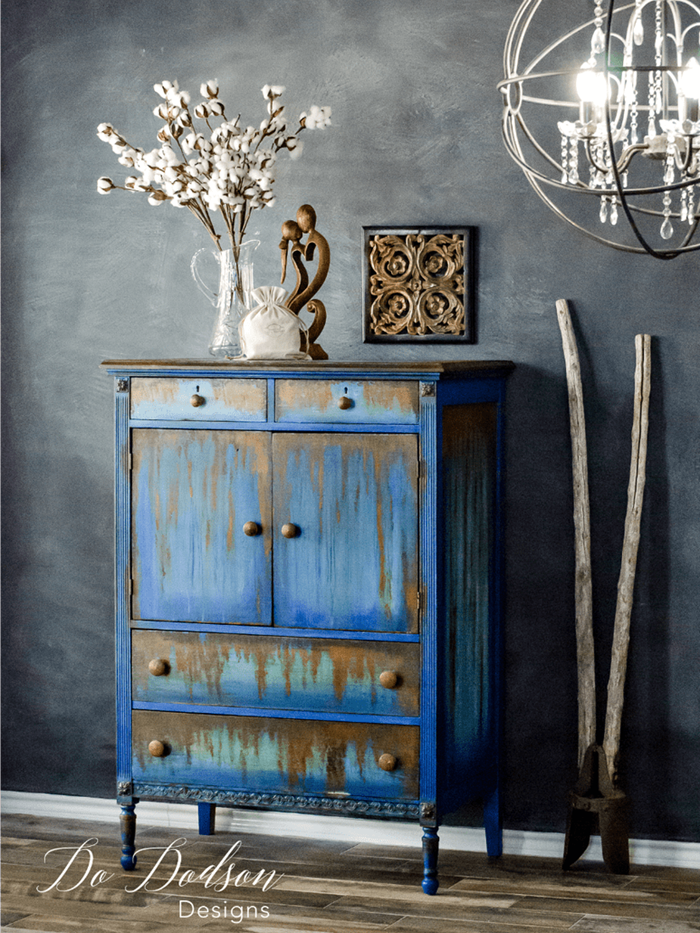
[2,790,698,870]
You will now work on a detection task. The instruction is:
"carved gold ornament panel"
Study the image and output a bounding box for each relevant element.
[363,227,475,343]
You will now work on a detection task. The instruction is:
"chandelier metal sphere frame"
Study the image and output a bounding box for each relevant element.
[499,0,700,258]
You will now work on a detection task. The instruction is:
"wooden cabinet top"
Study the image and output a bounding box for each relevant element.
[102,359,515,377]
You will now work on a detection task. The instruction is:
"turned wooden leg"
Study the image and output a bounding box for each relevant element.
[120,802,137,871]
[198,802,216,835]
[421,826,439,895]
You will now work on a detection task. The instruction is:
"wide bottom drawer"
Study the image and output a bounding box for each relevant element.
[132,710,419,800]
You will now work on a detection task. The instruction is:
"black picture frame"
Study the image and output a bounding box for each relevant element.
[362,225,476,344]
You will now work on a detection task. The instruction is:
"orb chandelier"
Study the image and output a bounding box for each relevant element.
[499,0,700,258]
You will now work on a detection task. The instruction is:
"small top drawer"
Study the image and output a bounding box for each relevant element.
[275,379,420,424]
[130,378,267,421]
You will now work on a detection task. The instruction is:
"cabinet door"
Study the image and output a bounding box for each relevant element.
[273,433,419,632]
[131,429,272,625]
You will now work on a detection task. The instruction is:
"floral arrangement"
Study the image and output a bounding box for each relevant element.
[97,80,331,256]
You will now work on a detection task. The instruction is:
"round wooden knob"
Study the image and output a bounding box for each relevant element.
[190,394,205,407]
[379,670,398,689]
[243,521,261,537]
[148,658,169,676]
[148,740,167,758]
[337,395,353,410]
[378,753,397,772]
[281,523,299,539]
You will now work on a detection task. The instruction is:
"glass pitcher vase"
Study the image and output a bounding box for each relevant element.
[191,239,259,358]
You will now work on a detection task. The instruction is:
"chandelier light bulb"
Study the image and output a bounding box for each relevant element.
[577,64,608,123]
[576,64,608,104]
[681,57,700,98]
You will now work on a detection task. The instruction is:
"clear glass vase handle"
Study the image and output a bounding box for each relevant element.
[190,248,220,306]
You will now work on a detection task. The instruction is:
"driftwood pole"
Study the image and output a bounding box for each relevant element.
[556,299,596,769]
[603,334,652,784]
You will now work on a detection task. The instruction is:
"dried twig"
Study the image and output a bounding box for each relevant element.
[603,334,652,783]
[556,299,597,769]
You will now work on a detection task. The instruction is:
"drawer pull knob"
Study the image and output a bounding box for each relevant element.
[243,521,261,537]
[281,523,299,539]
[148,658,169,677]
[379,670,398,689]
[378,753,398,772]
[190,394,205,407]
[148,740,167,758]
[338,395,353,410]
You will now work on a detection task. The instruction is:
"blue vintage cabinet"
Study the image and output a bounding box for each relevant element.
[103,359,513,894]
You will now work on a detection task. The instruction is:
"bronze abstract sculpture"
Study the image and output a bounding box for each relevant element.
[279,204,329,360]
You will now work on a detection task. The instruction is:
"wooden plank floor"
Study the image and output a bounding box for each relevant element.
[2,813,699,932]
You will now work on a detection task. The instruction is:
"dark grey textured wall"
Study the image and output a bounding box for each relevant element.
[2,0,699,841]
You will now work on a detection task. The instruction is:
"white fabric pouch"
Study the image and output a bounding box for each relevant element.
[239,286,310,360]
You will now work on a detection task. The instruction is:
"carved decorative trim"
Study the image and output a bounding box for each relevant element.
[132,783,420,820]
[117,781,133,796]
[420,801,437,826]
[363,226,476,344]
[116,378,129,393]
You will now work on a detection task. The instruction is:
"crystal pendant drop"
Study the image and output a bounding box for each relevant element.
[610,198,619,225]
[633,16,644,46]
[660,217,674,240]
[600,196,608,223]
[592,26,606,54]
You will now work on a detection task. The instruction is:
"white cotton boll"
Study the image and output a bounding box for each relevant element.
[154,83,167,98]
[194,103,210,119]
[97,177,115,194]
[209,100,224,115]
[163,166,178,182]
[287,138,304,160]
[97,122,114,140]
[148,191,167,205]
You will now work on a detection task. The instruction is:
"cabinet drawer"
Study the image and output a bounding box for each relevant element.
[275,379,419,424]
[132,710,419,800]
[130,378,267,421]
[132,630,420,717]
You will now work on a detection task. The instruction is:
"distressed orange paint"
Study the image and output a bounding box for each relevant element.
[131,631,420,715]
[132,710,420,798]
[130,377,267,420]
[274,380,419,423]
